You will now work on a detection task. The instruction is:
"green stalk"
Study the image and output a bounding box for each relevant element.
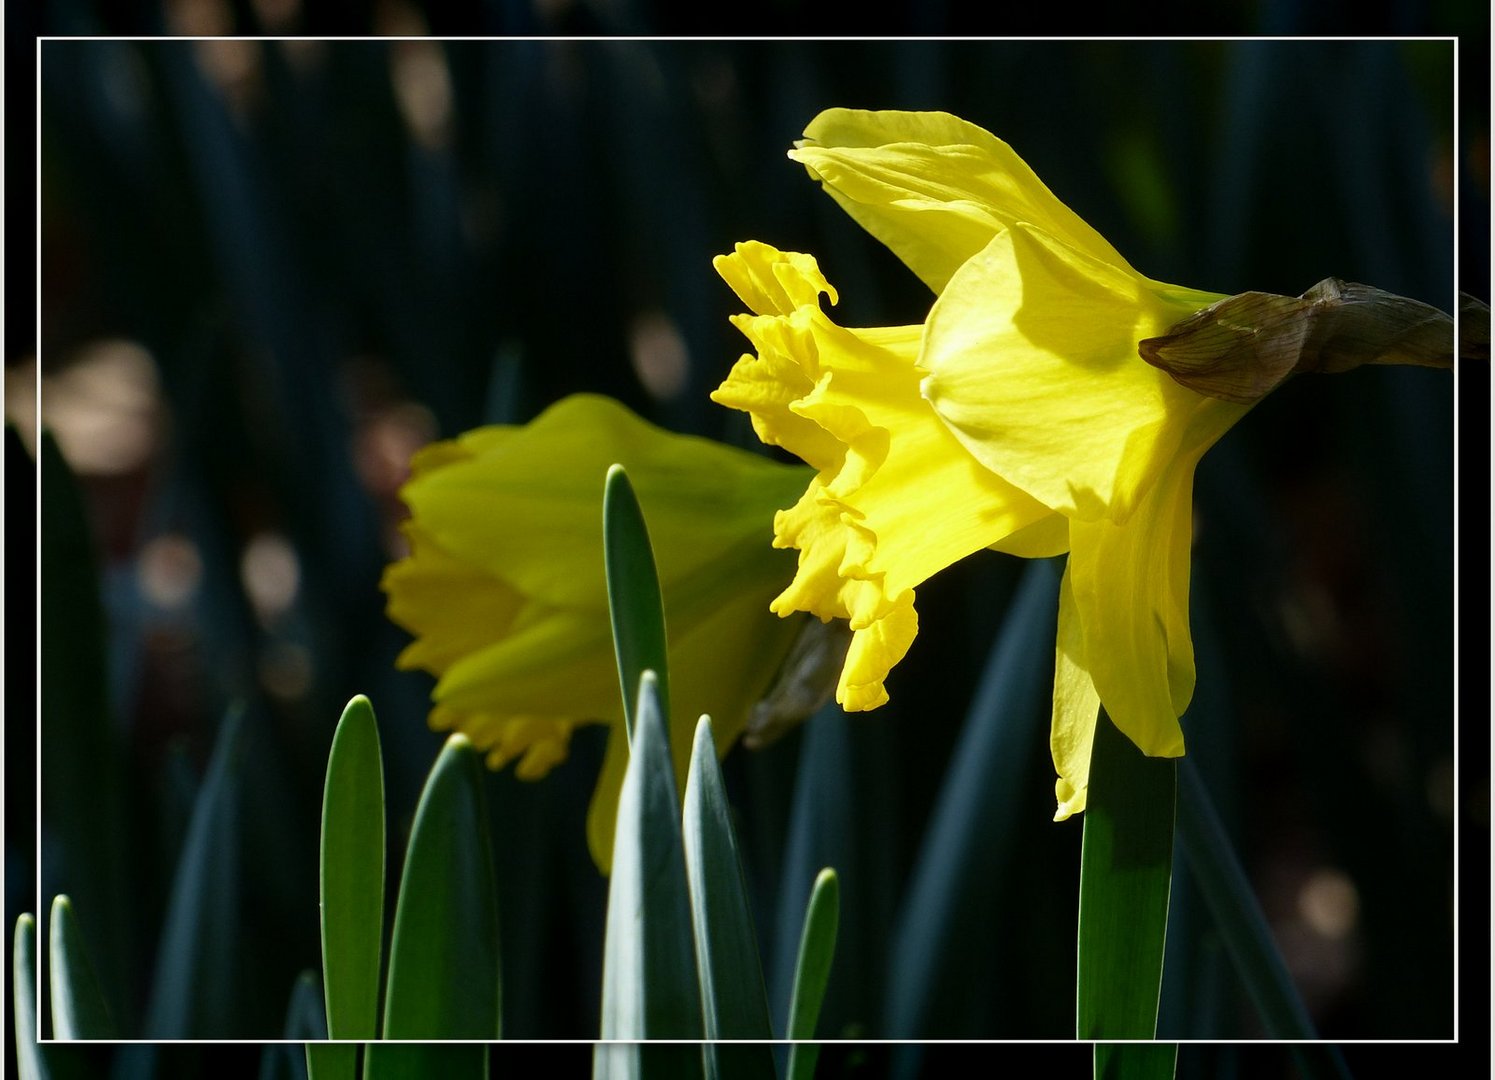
[1076,713,1175,1039]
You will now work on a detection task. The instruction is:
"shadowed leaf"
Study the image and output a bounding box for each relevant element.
[14,916,47,1080]
[786,869,840,1080]
[597,672,703,1078]
[47,896,116,1039]
[683,716,775,1078]
[320,696,386,1043]
[381,735,501,1040]
[604,464,670,743]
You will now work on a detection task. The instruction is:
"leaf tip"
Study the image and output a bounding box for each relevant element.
[445,731,477,755]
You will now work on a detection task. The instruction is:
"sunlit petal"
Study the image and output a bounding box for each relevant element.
[791,108,1133,293]
[1052,562,1101,820]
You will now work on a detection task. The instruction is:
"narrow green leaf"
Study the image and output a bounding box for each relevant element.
[682,716,775,1079]
[1076,713,1175,1039]
[381,734,501,1039]
[884,560,1059,1036]
[142,706,245,1038]
[598,672,703,1066]
[785,868,840,1080]
[1094,1043,1177,1080]
[47,896,116,1038]
[306,1045,356,1080]
[603,464,669,742]
[320,695,386,1042]
[364,1045,488,1080]
[1175,759,1321,1042]
[14,916,47,1080]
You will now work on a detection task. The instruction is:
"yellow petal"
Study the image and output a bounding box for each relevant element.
[404,424,518,478]
[921,224,1239,522]
[836,596,917,711]
[403,393,809,610]
[790,109,1134,294]
[381,523,527,673]
[713,241,838,315]
[714,309,843,472]
[988,512,1069,559]
[669,559,811,775]
[436,605,621,719]
[1066,448,1205,760]
[1052,560,1100,820]
[429,704,579,780]
[792,321,1056,602]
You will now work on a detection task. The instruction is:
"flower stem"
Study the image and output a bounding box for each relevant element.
[1076,712,1176,1039]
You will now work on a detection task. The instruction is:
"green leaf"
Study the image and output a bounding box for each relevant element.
[681,716,775,1079]
[1175,759,1320,1041]
[786,868,840,1080]
[364,1045,488,1080]
[603,464,670,742]
[884,560,1059,1036]
[14,915,48,1080]
[47,895,116,1039]
[306,1045,356,1080]
[598,672,703,1059]
[320,695,386,1042]
[1094,1043,1177,1080]
[381,734,501,1039]
[1077,713,1175,1040]
[142,706,245,1038]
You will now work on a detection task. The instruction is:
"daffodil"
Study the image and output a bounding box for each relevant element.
[712,108,1261,819]
[381,393,809,870]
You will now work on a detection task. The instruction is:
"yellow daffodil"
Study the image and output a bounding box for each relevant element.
[713,108,1257,819]
[382,393,809,870]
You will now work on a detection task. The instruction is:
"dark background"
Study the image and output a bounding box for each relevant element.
[6,14,1485,1079]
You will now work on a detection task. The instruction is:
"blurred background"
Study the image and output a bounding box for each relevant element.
[8,18,1482,1076]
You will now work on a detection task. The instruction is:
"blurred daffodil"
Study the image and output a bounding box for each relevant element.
[713,109,1255,818]
[382,393,809,870]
